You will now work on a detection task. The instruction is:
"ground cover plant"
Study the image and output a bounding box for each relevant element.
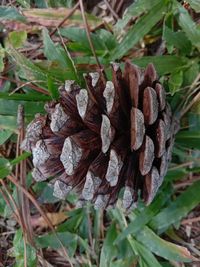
[0,0,200,266]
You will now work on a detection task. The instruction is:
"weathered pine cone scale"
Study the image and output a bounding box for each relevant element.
[22,62,175,210]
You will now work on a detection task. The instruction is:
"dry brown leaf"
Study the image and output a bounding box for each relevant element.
[31,212,67,229]
[22,8,102,28]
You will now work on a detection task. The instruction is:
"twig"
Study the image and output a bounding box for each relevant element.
[182,216,200,225]
[9,80,47,95]
[79,0,106,78]
[103,0,119,21]
[0,76,49,95]
[28,2,80,59]
[18,105,35,247]
[179,91,200,118]
[50,2,80,37]
[7,174,74,267]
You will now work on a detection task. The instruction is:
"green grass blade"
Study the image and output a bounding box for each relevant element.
[135,226,192,262]
[111,1,167,60]
[150,180,200,232]
[175,131,200,149]
[115,185,173,244]
[176,2,200,50]
[99,223,118,267]
[114,0,161,32]
[131,55,189,75]
[0,99,45,117]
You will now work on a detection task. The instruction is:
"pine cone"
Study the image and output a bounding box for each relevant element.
[22,62,175,210]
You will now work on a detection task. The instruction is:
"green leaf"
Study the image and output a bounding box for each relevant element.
[35,232,77,257]
[0,157,12,178]
[163,26,192,55]
[0,99,45,117]
[8,47,48,85]
[98,29,118,51]
[43,28,67,67]
[12,229,36,267]
[0,7,26,22]
[111,2,167,60]
[47,75,59,99]
[177,4,200,50]
[115,185,172,243]
[136,226,192,262]
[175,131,200,149]
[182,61,199,86]
[8,31,27,48]
[60,27,105,52]
[114,0,161,32]
[131,56,189,75]
[130,239,162,267]
[11,152,31,165]
[168,70,183,95]
[0,115,17,131]
[0,129,12,145]
[187,0,200,12]
[0,46,5,72]
[150,180,200,232]
[100,223,118,267]
[43,28,78,81]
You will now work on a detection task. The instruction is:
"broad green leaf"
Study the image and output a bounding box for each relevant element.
[12,229,36,267]
[163,26,192,55]
[131,56,189,75]
[150,180,200,232]
[0,157,12,178]
[177,4,200,50]
[187,0,200,12]
[43,28,78,82]
[8,31,27,48]
[175,131,200,149]
[57,210,83,232]
[136,226,192,262]
[111,2,167,60]
[100,223,118,267]
[38,184,60,204]
[0,7,26,22]
[60,27,105,52]
[0,152,30,179]
[98,29,118,51]
[0,99,44,117]
[0,115,17,131]
[35,232,77,257]
[43,28,67,67]
[168,71,183,95]
[8,47,48,85]
[0,129,12,145]
[182,62,199,86]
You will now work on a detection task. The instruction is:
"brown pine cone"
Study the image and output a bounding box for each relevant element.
[21,62,176,210]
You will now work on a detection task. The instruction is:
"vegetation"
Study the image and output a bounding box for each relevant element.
[0,0,199,266]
